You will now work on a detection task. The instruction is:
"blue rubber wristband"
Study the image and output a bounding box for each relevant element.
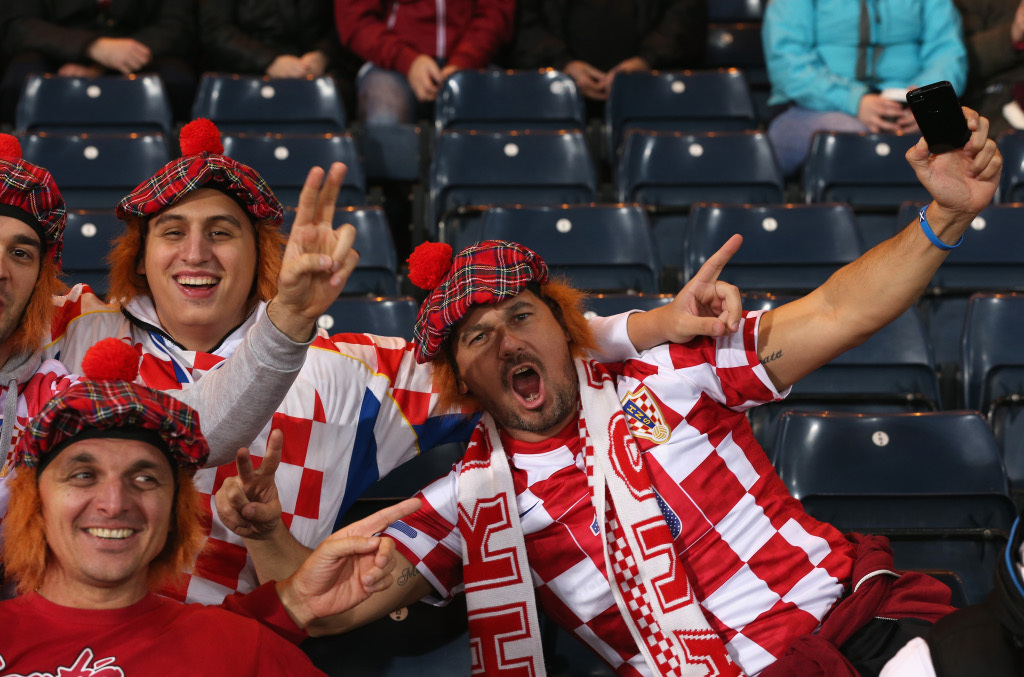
[918,204,963,250]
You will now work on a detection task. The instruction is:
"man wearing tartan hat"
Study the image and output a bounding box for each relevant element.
[0,126,373,612]
[0,132,313,534]
[288,110,1003,676]
[44,116,711,608]
[0,337,423,674]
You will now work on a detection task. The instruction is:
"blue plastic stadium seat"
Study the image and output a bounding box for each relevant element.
[281,206,398,297]
[192,74,346,133]
[435,69,585,133]
[221,132,366,208]
[429,129,598,241]
[16,74,172,134]
[703,24,766,82]
[20,132,171,210]
[803,131,929,247]
[703,23,768,120]
[475,204,659,293]
[580,293,673,319]
[962,293,1024,500]
[615,130,784,284]
[605,69,757,155]
[997,131,1024,202]
[709,0,764,21]
[685,203,863,294]
[774,410,1017,605]
[61,209,124,297]
[616,130,783,206]
[313,296,417,341]
[746,292,941,456]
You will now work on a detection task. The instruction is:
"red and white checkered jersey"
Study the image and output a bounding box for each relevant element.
[44,285,475,605]
[385,310,856,676]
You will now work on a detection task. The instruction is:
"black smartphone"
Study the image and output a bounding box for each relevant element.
[906,80,970,154]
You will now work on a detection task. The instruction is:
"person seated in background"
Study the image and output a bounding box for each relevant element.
[224,108,1002,676]
[197,0,361,118]
[0,337,421,674]
[334,0,515,125]
[881,509,1024,676]
[505,0,708,115]
[763,0,968,177]
[955,0,1024,136]
[0,0,198,125]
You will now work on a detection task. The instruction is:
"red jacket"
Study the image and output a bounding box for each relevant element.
[335,0,514,76]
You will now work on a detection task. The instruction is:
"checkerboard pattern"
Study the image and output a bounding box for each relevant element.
[391,311,859,675]
[46,290,470,606]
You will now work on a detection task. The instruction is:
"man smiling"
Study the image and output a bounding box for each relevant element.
[0,130,345,550]
[0,339,420,674]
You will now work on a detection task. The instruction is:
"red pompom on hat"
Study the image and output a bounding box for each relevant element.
[179,117,224,156]
[13,338,210,471]
[0,134,22,160]
[407,242,453,290]
[80,338,140,383]
[116,118,282,226]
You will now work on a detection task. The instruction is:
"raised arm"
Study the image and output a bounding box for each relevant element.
[756,108,1001,391]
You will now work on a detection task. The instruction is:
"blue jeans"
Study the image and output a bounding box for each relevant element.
[357,62,431,126]
[768,106,868,177]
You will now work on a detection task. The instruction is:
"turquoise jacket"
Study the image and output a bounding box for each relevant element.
[763,0,967,115]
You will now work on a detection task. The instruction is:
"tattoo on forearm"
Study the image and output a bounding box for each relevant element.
[397,567,419,587]
[760,349,782,366]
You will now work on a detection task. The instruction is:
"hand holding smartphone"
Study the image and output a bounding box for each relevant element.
[906,81,970,154]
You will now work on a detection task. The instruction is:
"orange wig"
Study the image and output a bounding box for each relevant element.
[5,255,67,356]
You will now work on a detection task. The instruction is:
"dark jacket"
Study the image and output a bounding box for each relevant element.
[507,0,708,71]
[926,512,1024,676]
[0,0,195,62]
[198,0,346,74]
[955,0,1024,135]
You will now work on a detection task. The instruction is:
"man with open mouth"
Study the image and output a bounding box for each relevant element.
[252,106,1003,676]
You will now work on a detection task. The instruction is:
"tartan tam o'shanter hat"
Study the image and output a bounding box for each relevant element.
[0,134,65,269]
[115,118,283,227]
[409,240,549,364]
[14,338,209,471]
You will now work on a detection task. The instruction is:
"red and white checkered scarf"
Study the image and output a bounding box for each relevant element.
[457,358,744,676]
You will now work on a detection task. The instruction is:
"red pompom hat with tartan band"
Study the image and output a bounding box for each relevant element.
[409,240,549,364]
[115,118,283,228]
[13,337,209,471]
[0,133,65,269]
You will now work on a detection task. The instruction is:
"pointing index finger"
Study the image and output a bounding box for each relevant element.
[694,233,743,284]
